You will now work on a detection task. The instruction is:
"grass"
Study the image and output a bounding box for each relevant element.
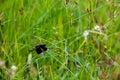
[0,0,120,80]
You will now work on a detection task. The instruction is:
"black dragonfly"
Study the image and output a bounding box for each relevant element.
[29,44,47,54]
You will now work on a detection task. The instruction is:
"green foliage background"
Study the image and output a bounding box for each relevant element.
[0,0,120,80]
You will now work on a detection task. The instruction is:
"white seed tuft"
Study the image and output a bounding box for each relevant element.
[94,25,101,32]
[83,30,89,40]
[11,65,17,71]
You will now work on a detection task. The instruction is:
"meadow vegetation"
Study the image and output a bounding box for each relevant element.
[0,0,120,80]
